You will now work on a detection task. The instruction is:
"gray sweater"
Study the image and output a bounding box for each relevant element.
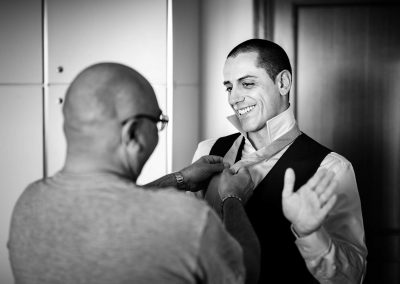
[8,171,244,284]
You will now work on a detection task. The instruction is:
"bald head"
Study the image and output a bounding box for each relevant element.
[63,62,159,157]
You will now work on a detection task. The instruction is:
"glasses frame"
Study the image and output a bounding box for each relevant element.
[122,112,169,132]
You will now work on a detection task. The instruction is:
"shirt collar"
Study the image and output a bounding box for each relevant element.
[227,104,296,145]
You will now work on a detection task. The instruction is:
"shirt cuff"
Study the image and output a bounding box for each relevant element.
[294,226,332,260]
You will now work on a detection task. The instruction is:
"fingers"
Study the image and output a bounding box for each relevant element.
[199,155,224,164]
[235,167,253,186]
[236,166,250,175]
[221,167,251,186]
[206,162,226,173]
[314,170,335,195]
[305,168,328,189]
[197,155,229,173]
[320,194,337,217]
[318,179,338,206]
[218,167,254,204]
[222,168,234,176]
[282,168,295,198]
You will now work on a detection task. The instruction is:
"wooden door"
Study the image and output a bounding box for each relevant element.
[268,0,400,283]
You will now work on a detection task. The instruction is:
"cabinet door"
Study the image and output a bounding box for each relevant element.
[0,86,43,284]
[0,0,42,84]
[46,0,168,182]
[47,0,167,85]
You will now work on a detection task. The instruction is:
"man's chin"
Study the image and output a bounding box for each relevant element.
[240,122,258,133]
[239,115,256,129]
[241,123,265,134]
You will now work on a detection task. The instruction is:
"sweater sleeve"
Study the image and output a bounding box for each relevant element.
[195,209,245,284]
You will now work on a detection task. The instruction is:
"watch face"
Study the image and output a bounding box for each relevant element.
[175,172,186,190]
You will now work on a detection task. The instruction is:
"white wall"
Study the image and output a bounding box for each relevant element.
[172,0,254,168]
[200,0,254,140]
[172,0,201,170]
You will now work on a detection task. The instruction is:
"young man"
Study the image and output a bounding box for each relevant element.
[193,39,367,283]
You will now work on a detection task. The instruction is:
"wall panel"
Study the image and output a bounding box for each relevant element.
[0,86,43,284]
[47,0,167,86]
[0,0,42,83]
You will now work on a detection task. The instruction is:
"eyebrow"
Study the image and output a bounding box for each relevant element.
[223,75,257,85]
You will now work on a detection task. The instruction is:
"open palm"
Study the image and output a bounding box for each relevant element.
[282,168,338,237]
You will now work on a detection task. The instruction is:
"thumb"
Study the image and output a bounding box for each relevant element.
[282,168,295,198]
[237,166,250,174]
[222,168,234,176]
[207,162,226,173]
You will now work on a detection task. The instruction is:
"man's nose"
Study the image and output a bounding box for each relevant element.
[229,88,245,105]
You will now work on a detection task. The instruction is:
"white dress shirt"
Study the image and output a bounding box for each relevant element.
[192,106,367,283]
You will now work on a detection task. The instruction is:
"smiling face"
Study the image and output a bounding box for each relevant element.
[223,51,288,136]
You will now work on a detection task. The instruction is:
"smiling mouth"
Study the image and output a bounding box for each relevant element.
[237,105,255,116]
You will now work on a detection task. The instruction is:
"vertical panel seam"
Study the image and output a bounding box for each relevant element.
[42,0,49,178]
[167,0,173,173]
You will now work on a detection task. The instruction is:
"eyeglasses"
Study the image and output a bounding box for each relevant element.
[122,112,169,132]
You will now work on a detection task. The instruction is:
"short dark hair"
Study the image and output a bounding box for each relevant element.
[227,39,292,81]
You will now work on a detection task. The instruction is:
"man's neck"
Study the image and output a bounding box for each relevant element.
[247,128,271,150]
[62,154,135,181]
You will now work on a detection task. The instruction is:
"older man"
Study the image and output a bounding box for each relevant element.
[193,39,367,283]
[8,63,260,284]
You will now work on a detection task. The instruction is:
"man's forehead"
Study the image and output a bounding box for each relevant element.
[223,52,263,81]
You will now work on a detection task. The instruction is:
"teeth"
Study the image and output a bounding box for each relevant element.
[238,105,255,116]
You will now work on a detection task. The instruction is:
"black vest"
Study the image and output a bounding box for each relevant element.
[209,133,331,284]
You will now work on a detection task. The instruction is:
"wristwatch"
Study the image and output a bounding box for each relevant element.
[174,171,186,190]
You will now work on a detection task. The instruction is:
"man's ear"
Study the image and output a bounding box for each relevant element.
[276,70,292,96]
[121,119,143,153]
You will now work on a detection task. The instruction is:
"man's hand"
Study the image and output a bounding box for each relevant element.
[180,155,228,192]
[282,168,338,237]
[205,167,254,215]
[218,167,254,204]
